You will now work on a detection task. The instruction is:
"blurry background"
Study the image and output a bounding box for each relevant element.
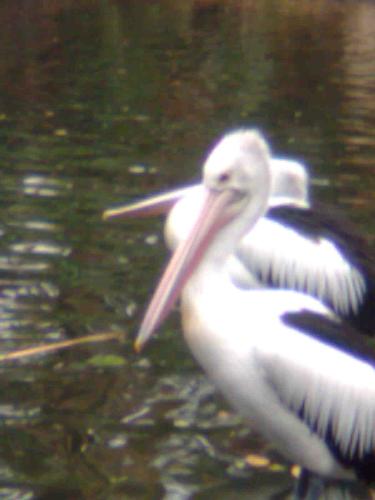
[0,0,374,498]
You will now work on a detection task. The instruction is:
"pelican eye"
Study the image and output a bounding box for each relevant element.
[218,172,230,183]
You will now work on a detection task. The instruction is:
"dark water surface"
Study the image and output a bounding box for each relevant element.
[0,1,374,498]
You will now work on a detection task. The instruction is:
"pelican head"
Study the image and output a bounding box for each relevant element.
[269,158,309,207]
[204,129,271,196]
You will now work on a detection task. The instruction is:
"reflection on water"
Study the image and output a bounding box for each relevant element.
[0,173,71,348]
[0,0,373,498]
[22,175,73,198]
[340,2,375,175]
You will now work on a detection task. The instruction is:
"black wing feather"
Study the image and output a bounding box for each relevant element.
[268,203,375,335]
[283,310,375,483]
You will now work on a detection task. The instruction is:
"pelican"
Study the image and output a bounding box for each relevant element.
[103,141,374,334]
[135,130,375,498]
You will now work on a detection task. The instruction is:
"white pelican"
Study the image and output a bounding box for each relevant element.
[135,130,375,498]
[103,139,374,335]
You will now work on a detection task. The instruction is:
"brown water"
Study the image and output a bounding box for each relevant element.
[0,0,374,498]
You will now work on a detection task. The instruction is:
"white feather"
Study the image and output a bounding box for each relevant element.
[258,315,375,459]
[237,218,366,315]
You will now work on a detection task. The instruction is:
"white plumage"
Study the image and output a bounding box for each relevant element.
[134,129,375,495]
[237,219,367,315]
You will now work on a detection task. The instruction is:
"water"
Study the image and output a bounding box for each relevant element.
[0,0,374,498]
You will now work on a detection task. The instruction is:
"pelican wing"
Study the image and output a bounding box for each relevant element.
[237,204,374,330]
[259,310,375,466]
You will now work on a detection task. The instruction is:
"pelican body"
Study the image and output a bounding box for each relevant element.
[133,130,375,497]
